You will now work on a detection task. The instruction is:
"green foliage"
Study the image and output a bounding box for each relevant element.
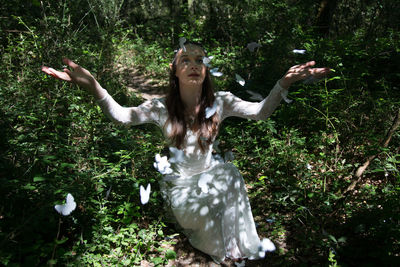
[1,0,399,266]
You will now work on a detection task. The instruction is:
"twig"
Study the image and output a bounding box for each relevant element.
[50,217,62,266]
[330,107,400,215]
[344,107,400,194]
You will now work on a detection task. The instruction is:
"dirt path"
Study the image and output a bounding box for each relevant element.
[115,63,167,100]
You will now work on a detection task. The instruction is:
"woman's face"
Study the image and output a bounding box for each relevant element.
[174,44,207,88]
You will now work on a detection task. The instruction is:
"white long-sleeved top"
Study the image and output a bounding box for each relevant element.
[97,81,286,261]
[97,81,286,176]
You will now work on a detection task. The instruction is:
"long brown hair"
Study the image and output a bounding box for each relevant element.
[165,41,219,152]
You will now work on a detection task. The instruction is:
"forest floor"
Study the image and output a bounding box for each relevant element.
[114,63,274,266]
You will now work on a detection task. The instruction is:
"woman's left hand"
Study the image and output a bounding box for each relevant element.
[280,61,330,89]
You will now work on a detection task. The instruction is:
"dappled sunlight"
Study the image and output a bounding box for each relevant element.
[160,162,265,261]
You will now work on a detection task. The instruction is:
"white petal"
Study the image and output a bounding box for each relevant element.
[179,37,186,52]
[246,90,264,101]
[54,193,76,216]
[235,260,246,267]
[292,49,306,54]
[205,101,218,119]
[261,238,276,252]
[210,68,223,77]
[140,184,151,205]
[258,250,266,258]
[105,186,112,199]
[247,42,261,52]
[235,74,245,86]
[155,154,161,163]
[162,167,173,175]
[280,89,293,103]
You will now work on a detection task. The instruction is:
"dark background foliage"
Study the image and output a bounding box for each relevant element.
[1,0,399,266]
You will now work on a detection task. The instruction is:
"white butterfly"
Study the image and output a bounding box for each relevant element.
[280,89,293,104]
[246,90,264,101]
[105,186,112,200]
[153,154,173,175]
[179,37,186,52]
[202,56,214,67]
[54,193,76,216]
[247,42,262,52]
[258,238,276,258]
[169,147,185,164]
[140,183,151,205]
[205,101,218,119]
[292,49,306,54]
[235,74,245,86]
[210,67,223,77]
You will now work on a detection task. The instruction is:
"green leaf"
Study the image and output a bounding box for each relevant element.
[33,176,46,182]
[23,184,36,190]
[151,257,164,265]
[55,237,69,245]
[165,249,176,260]
[328,234,337,243]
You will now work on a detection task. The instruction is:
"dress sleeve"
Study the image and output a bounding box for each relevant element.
[219,80,288,121]
[96,90,167,127]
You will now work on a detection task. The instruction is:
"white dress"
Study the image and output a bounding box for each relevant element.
[97,81,287,262]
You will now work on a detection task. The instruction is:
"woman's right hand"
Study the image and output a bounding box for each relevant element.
[42,58,97,92]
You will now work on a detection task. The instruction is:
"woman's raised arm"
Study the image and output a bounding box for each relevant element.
[42,58,167,127]
[41,58,107,100]
[219,61,330,121]
[279,61,330,89]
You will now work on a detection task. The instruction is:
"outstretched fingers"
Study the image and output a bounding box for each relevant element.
[41,66,72,82]
[63,58,79,70]
[310,67,331,78]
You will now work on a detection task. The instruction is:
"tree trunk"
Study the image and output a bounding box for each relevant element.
[315,0,338,36]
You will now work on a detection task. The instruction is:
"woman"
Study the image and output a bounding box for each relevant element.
[42,41,329,263]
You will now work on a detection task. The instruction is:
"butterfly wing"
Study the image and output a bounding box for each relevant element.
[210,68,223,77]
[246,90,264,101]
[292,49,306,54]
[261,238,276,252]
[179,37,186,52]
[235,74,245,86]
[63,193,76,216]
[55,193,76,216]
[54,204,63,215]
[140,184,151,204]
[202,56,212,67]
[205,101,217,119]
[247,42,261,52]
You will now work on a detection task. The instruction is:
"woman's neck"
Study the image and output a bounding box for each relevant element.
[179,84,202,115]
